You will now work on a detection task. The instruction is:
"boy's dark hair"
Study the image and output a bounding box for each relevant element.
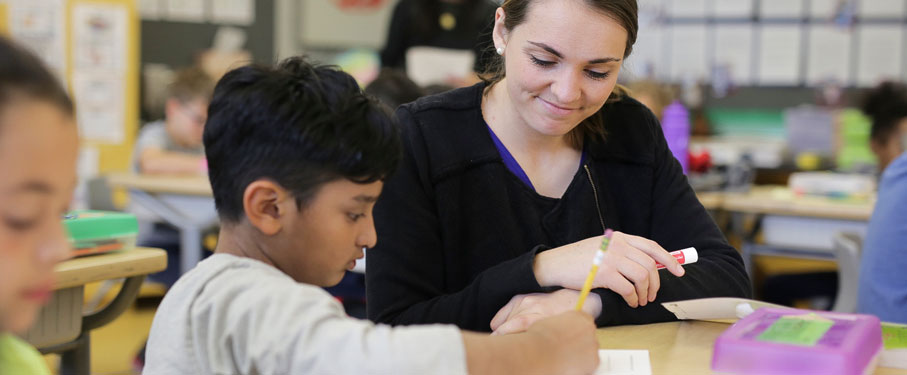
[0,36,73,118]
[167,67,215,103]
[204,57,402,223]
[861,81,907,143]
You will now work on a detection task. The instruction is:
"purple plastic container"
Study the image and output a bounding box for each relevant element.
[661,101,690,174]
[712,308,883,374]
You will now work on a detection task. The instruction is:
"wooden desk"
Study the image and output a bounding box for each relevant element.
[29,248,167,375]
[696,191,724,211]
[106,172,218,273]
[722,185,874,221]
[596,321,906,374]
[106,172,211,196]
[54,247,168,289]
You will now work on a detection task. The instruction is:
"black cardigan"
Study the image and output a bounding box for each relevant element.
[366,83,751,331]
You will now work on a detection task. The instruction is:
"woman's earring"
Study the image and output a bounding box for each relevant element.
[496,46,504,55]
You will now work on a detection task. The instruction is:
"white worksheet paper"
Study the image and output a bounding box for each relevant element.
[596,350,652,375]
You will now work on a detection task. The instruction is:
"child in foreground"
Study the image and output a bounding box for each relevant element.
[0,36,78,375]
[143,57,599,374]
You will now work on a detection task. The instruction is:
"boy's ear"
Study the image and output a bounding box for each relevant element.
[242,180,289,236]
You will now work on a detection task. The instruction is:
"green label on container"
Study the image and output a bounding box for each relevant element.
[757,315,833,346]
[882,323,907,350]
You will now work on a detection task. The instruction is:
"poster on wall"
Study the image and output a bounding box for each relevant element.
[72,72,125,143]
[300,0,395,49]
[72,2,128,144]
[211,0,255,25]
[73,3,127,71]
[7,0,66,79]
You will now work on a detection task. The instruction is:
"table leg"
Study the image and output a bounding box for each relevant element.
[180,226,202,274]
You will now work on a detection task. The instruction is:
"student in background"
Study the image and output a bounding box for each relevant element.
[133,67,213,175]
[143,57,599,375]
[857,81,907,323]
[367,0,750,334]
[364,67,426,110]
[380,0,498,86]
[0,37,78,375]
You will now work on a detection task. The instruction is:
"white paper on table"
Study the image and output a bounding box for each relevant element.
[808,0,838,19]
[855,25,905,87]
[211,0,255,26]
[72,72,125,144]
[166,0,206,23]
[661,297,786,322]
[596,350,652,375]
[138,0,161,20]
[405,46,475,87]
[712,23,754,85]
[72,3,128,72]
[668,24,710,82]
[8,0,66,79]
[710,0,754,18]
[806,24,852,85]
[666,0,707,18]
[759,0,805,18]
[757,24,803,85]
[858,0,906,19]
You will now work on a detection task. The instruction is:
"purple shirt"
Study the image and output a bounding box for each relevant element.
[486,124,585,193]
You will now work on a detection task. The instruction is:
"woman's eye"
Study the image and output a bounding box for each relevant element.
[586,70,610,80]
[530,56,555,68]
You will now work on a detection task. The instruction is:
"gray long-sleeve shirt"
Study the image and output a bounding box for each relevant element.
[144,253,467,375]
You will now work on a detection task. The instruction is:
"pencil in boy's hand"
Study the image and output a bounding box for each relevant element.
[575,229,614,311]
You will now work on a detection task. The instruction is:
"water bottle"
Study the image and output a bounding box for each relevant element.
[662,100,690,174]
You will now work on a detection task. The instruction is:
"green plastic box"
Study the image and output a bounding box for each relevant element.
[63,210,138,257]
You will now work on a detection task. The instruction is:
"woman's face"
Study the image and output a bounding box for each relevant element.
[0,99,78,333]
[492,0,628,138]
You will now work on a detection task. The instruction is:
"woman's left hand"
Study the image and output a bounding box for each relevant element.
[490,289,602,335]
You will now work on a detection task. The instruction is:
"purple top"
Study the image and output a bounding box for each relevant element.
[486,124,585,193]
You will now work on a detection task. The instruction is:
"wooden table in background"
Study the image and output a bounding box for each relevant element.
[107,173,216,273]
[29,247,167,375]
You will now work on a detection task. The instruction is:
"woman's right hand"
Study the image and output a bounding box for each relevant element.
[532,231,686,308]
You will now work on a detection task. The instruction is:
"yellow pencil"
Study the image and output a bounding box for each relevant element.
[576,229,613,310]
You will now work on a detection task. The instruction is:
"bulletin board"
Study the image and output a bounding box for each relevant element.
[627,0,907,88]
[299,0,396,49]
[0,0,138,175]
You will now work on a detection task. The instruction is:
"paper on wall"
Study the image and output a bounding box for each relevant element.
[72,72,124,144]
[73,3,128,72]
[211,0,255,26]
[7,0,66,79]
[166,0,206,23]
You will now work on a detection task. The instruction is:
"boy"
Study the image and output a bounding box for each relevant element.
[133,67,213,175]
[143,57,599,374]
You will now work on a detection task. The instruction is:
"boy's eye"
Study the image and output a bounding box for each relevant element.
[530,56,555,68]
[347,213,365,222]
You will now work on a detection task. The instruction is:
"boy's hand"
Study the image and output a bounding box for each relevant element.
[524,310,600,375]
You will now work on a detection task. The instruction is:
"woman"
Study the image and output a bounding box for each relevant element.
[367,0,750,333]
[0,37,79,373]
